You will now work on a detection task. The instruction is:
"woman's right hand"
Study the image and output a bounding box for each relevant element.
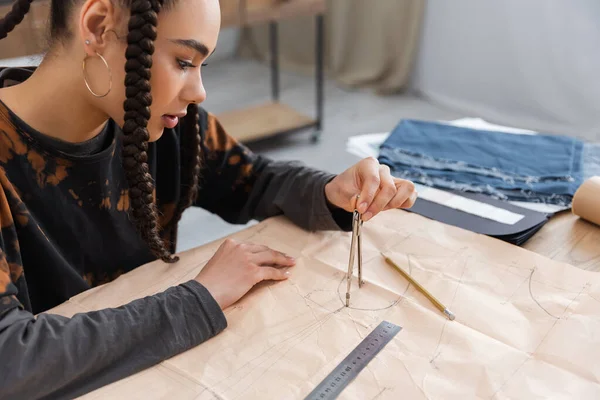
[194,239,296,309]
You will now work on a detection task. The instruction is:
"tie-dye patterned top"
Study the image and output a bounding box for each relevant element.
[0,67,351,399]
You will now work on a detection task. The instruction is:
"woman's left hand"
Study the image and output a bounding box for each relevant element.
[324,157,417,222]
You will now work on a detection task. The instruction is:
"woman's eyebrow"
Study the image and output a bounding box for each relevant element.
[168,39,214,57]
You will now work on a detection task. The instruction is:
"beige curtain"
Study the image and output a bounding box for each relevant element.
[236,0,426,94]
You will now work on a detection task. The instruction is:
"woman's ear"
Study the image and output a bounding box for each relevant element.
[78,0,120,54]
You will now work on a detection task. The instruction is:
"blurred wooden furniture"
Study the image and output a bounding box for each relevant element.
[0,0,49,59]
[217,0,326,143]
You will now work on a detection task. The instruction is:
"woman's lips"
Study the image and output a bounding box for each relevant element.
[161,115,179,129]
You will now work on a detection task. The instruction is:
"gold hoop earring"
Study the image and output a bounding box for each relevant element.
[82,51,112,98]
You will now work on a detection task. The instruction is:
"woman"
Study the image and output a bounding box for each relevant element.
[0,0,417,398]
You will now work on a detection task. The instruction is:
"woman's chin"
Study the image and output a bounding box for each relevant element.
[147,119,169,142]
[148,127,165,142]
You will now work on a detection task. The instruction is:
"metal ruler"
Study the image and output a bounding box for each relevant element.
[304,320,402,400]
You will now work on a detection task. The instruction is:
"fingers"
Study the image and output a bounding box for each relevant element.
[384,179,417,211]
[357,157,381,213]
[219,240,296,267]
[363,164,396,221]
[257,266,291,281]
[400,187,418,208]
[241,243,271,253]
[250,247,296,267]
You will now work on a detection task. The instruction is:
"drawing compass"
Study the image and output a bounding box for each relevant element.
[345,195,364,307]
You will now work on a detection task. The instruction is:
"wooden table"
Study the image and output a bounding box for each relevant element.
[523,211,600,272]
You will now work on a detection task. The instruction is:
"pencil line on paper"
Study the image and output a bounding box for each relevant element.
[231,312,339,398]
[213,310,334,392]
[371,387,390,400]
[528,267,560,319]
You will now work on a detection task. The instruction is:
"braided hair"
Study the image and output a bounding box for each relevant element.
[0,0,203,263]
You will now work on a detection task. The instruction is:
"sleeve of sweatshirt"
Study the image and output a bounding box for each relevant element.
[193,108,354,232]
[0,236,226,400]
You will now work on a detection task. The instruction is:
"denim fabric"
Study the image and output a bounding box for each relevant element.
[378,120,600,206]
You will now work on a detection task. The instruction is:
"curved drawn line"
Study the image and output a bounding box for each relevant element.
[528,267,560,319]
[337,254,412,311]
[336,276,403,311]
[335,252,413,311]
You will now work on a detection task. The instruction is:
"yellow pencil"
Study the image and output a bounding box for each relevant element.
[381,252,455,321]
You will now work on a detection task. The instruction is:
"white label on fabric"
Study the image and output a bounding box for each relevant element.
[417,186,525,225]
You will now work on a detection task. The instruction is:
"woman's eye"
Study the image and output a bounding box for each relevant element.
[177,59,195,69]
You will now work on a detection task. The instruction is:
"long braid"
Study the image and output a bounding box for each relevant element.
[181,103,202,208]
[0,0,34,40]
[169,103,202,234]
[122,0,178,263]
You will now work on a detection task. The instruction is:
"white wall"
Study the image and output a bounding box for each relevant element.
[410,0,600,140]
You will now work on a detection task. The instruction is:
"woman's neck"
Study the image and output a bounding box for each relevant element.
[0,57,109,143]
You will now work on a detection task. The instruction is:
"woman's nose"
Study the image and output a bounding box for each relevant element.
[184,75,207,105]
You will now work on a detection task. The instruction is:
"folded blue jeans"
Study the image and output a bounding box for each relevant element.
[378,120,600,206]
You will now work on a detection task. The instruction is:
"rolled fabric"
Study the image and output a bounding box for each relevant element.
[572,177,600,226]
